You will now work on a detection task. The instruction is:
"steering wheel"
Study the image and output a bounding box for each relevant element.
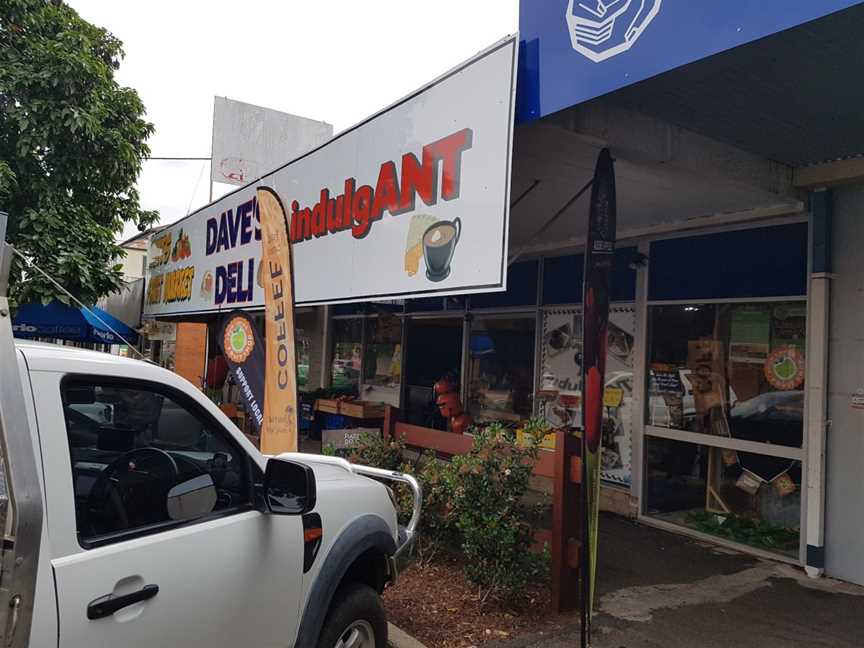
[87,448,179,535]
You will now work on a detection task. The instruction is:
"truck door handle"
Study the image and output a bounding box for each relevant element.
[87,584,159,620]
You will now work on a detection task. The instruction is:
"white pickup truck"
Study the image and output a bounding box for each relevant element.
[0,214,419,648]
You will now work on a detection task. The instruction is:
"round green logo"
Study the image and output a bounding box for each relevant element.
[230,325,247,353]
[773,356,797,381]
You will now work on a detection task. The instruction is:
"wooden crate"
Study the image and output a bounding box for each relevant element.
[338,400,385,419]
[314,399,341,415]
[314,399,385,419]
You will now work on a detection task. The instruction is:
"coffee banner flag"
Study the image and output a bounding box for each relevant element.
[257,187,299,454]
[580,148,616,647]
[219,311,266,433]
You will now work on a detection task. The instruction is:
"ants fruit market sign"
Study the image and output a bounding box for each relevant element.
[144,38,517,317]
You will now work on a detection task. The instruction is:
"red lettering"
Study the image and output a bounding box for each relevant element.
[397,149,436,213]
[311,189,327,237]
[287,127,472,244]
[290,200,310,242]
[326,197,341,232]
[427,128,473,200]
[342,178,355,231]
[351,185,373,239]
[371,161,400,219]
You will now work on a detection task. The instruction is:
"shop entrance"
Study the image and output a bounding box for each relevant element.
[403,317,463,429]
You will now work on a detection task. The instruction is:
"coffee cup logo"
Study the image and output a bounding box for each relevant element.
[422,217,461,282]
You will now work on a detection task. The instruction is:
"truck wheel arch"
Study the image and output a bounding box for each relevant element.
[294,514,396,648]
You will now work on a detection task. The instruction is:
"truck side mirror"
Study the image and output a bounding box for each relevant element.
[263,458,316,515]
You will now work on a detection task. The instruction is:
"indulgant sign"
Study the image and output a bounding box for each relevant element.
[144,37,517,317]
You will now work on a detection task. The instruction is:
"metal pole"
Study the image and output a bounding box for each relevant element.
[0,212,44,647]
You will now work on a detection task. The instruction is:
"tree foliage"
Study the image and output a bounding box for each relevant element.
[0,0,157,305]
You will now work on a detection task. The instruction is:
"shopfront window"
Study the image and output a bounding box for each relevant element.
[403,318,463,429]
[295,311,314,391]
[330,319,361,393]
[645,300,806,557]
[647,302,806,448]
[467,316,536,423]
[362,314,402,405]
[645,436,801,558]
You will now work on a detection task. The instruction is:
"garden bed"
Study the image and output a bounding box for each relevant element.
[383,553,575,648]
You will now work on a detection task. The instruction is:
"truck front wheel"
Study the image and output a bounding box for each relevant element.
[317,583,387,648]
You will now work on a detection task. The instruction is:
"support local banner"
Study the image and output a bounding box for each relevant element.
[218,311,266,433]
[144,36,517,317]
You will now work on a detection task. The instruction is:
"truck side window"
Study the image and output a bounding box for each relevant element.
[62,379,253,546]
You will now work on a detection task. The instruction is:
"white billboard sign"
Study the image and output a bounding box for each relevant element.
[211,98,333,186]
[145,36,517,317]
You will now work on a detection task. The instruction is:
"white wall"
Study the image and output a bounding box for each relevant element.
[118,247,147,281]
[825,183,864,585]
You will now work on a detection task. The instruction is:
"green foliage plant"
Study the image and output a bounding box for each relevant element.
[1,0,157,306]
[339,419,551,601]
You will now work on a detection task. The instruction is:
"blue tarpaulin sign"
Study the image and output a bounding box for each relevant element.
[518,0,864,122]
[12,301,139,345]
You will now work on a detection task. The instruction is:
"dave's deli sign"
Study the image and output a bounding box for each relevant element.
[144,36,516,317]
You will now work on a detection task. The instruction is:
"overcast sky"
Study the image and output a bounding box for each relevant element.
[68,1,519,241]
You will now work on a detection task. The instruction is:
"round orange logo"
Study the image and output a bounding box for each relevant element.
[223,317,255,363]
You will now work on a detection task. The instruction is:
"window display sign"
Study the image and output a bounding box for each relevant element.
[539,305,635,486]
[144,37,517,317]
[730,307,770,363]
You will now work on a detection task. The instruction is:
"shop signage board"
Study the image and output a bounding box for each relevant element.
[211,97,333,187]
[144,36,517,317]
[518,0,864,122]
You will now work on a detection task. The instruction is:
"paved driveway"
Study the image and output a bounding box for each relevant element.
[488,515,864,648]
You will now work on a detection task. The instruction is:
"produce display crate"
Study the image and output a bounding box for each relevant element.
[314,399,386,419]
[314,399,342,415]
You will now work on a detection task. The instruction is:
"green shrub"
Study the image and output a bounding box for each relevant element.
[345,431,405,471]
[321,443,337,457]
[339,419,551,600]
[450,422,548,597]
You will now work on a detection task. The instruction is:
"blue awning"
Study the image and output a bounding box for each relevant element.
[12,301,139,345]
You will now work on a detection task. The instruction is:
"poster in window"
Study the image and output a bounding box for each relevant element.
[539,305,635,486]
[730,307,770,363]
[540,308,583,430]
[601,306,636,486]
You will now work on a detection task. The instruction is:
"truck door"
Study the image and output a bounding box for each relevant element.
[36,373,304,648]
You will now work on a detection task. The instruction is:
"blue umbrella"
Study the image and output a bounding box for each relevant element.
[12,301,138,345]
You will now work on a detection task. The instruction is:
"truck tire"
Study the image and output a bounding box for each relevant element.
[316,583,387,648]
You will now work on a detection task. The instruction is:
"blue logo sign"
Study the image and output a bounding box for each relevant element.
[518,0,864,122]
[565,0,662,63]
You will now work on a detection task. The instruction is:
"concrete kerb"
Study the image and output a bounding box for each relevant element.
[388,623,430,648]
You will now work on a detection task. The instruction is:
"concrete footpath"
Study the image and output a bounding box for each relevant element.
[488,514,864,648]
